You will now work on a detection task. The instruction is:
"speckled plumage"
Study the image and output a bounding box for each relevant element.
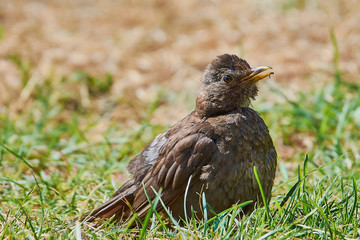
[81,54,277,223]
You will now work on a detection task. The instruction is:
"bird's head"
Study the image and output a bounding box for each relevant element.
[195,54,274,117]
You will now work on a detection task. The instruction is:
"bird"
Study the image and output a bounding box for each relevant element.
[81,54,277,224]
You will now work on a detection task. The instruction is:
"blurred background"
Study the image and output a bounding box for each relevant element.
[0,0,359,186]
[1,1,360,237]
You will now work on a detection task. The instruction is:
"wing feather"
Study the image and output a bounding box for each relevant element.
[131,130,218,219]
[82,113,218,222]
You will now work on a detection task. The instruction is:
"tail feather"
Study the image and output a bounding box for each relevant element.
[81,184,137,222]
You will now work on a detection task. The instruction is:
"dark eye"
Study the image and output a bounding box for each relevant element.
[223,75,234,84]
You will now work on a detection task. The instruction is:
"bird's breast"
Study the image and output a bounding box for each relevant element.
[201,107,276,209]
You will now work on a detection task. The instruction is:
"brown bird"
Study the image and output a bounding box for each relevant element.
[81,54,277,224]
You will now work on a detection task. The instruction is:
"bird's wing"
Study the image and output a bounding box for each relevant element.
[81,114,218,222]
[126,132,168,184]
[80,132,168,222]
[131,124,218,219]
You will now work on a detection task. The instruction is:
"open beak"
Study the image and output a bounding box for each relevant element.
[242,66,274,84]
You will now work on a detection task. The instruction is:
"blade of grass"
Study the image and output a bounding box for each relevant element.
[276,178,301,206]
[157,197,186,239]
[347,177,357,224]
[16,199,38,240]
[33,173,44,240]
[75,222,82,240]
[139,185,162,240]
[224,203,242,238]
[201,192,208,238]
[278,180,302,225]
[0,177,27,190]
[317,176,338,206]
[183,175,192,225]
[0,142,40,177]
[308,198,333,238]
[253,166,271,220]
[258,228,283,240]
[84,228,100,240]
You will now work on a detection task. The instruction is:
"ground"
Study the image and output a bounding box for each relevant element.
[0,0,359,239]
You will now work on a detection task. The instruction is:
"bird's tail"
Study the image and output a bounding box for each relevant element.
[80,197,130,222]
[80,182,138,222]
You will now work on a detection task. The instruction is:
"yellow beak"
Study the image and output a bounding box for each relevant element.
[242,66,274,83]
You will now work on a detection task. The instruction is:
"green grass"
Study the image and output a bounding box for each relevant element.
[1,49,360,238]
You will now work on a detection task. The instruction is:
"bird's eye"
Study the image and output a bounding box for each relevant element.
[223,75,234,84]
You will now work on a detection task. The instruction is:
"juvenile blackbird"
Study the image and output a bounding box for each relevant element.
[81,54,277,223]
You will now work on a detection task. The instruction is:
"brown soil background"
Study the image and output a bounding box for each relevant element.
[0,0,359,130]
